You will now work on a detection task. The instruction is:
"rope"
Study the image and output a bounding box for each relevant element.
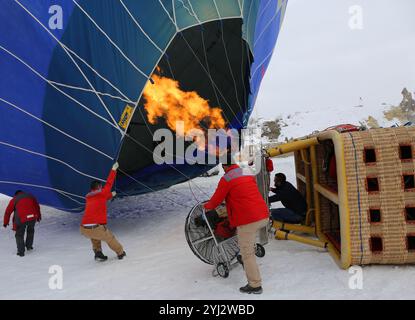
[72,0,147,80]
[188,180,201,203]
[183,3,245,124]
[119,0,164,54]
[245,0,254,46]
[14,0,125,134]
[171,0,179,31]
[5,0,244,209]
[0,97,113,160]
[212,0,245,115]
[0,180,85,204]
[239,25,249,114]
[0,141,105,182]
[348,132,364,265]
[157,0,176,25]
[251,47,276,80]
[60,45,135,103]
[176,1,234,127]
[12,1,207,202]
[118,169,193,208]
[250,0,287,79]
[49,81,135,105]
[178,0,198,20]
[123,130,210,198]
[254,2,282,48]
[0,45,122,133]
[257,0,273,22]
[178,32,243,127]
[190,9,220,108]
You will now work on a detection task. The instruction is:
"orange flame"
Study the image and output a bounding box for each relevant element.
[143,75,226,138]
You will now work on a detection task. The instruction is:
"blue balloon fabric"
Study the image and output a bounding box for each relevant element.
[0,0,287,212]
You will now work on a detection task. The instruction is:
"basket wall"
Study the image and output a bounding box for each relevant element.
[343,127,415,265]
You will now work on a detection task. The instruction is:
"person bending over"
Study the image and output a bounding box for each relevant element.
[204,161,269,294]
[269,173,307,224]
[3,190,41,257]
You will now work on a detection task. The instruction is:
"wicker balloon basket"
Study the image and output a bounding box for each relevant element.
[268,126,415,268]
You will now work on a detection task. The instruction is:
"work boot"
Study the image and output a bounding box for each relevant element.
[239,284,263,295]
[117,251,126,260]
[94,251,108,262]
[26,246,33,251]
[17,252,25,257]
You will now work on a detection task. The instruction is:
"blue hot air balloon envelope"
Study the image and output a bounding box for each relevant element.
[0,0,288,212]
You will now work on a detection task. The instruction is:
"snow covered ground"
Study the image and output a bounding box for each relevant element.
[256,101,399,144]
[1,156,415,300]
[279,104,391,140]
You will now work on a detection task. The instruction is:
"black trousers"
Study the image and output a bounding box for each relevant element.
[15,220,36,254]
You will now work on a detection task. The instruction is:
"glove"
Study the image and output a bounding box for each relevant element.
[112,191,117,197]
[112,162,119,171]
[3,224,7,228]
[37,218,41,222]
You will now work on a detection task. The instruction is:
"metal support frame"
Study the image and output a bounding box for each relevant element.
[267,130,352,269]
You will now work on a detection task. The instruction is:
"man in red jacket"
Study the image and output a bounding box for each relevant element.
[80,162,126,261]
[204,161,269,294]
[3,190,41,257]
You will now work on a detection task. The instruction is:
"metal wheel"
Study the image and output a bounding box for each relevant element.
[216,263,229,278]
[185,202,239,265]
[255,243,266,258]
[185,202,213,264]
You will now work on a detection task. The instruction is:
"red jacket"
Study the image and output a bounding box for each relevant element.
[4,192,41,231]
[204,165,269,227]
[81,169,117,225]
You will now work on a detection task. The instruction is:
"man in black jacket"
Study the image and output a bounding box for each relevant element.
[269,173,307,224]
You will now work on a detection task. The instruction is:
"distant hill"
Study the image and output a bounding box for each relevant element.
[253,88,414,144]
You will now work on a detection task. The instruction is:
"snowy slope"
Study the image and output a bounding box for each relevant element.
[1,157,415,300]
[266,103,396,143]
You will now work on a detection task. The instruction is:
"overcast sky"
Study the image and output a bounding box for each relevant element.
[255,0,415,119]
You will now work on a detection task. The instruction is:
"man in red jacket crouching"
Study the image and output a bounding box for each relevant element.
[3,190,41,257]
[80,162,126,262]
[204,160,269,294]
